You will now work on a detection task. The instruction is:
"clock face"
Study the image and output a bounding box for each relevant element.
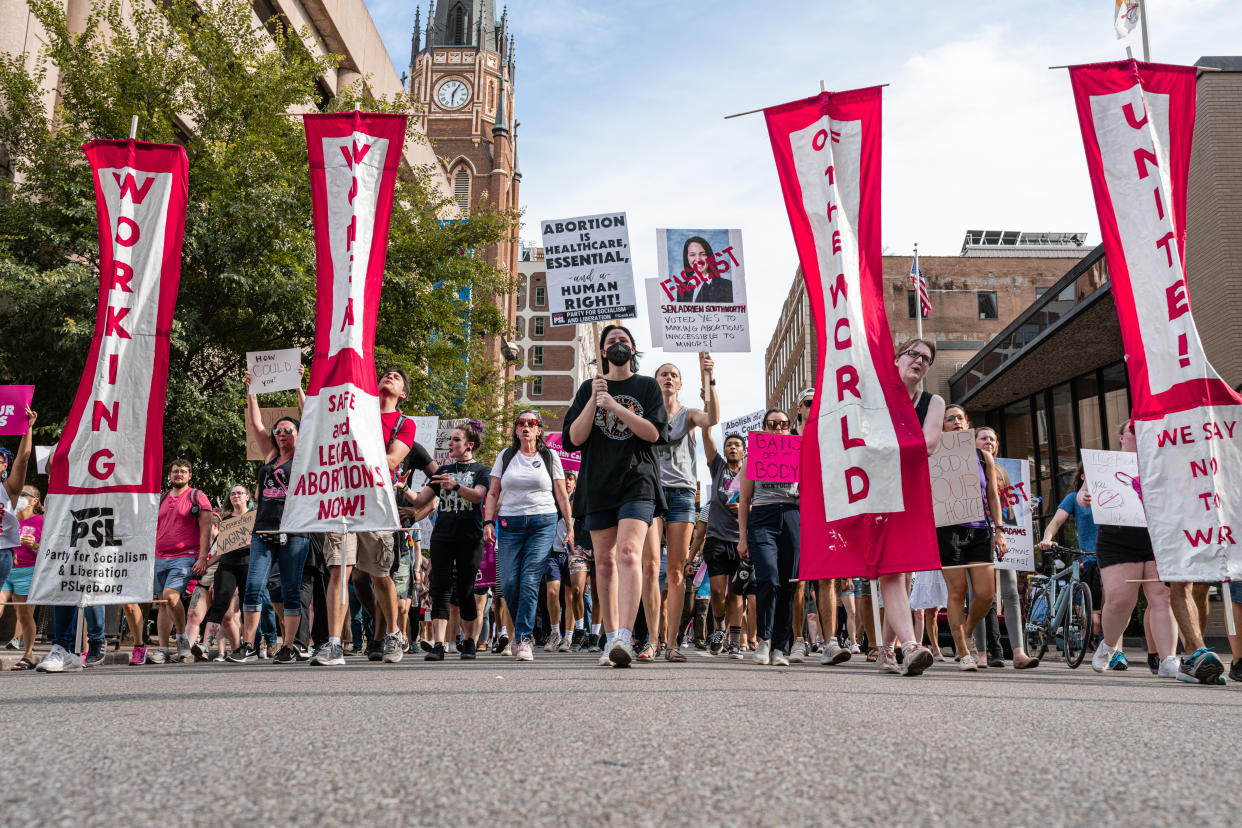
[437,80,469,109]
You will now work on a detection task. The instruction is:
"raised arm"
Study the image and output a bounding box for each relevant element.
[243,370,273,461]
[701,424,718,466]
[4,408,36,505]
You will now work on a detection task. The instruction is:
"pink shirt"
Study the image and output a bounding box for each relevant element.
[155,488,212,559]
[14,514,42,568]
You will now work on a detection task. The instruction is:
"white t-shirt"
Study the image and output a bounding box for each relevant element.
[491,448,565,517]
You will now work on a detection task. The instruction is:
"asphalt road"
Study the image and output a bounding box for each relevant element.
[1,648,1238,827]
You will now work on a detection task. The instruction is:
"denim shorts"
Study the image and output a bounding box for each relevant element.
[154,556,194,595]
[2,565,34,596]
[1231,581,1242,605]
[662,487,696,524]
[585,500,656,532]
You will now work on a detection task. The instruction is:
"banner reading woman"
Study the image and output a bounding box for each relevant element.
[764,87,938,579]
[1069,61,1242,582]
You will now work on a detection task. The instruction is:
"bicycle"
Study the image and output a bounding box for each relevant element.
[1024,545,1093,668]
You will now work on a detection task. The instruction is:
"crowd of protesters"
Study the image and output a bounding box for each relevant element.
[3,327,1239,685]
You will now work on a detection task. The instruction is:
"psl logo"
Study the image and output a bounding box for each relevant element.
[69,507,122,549]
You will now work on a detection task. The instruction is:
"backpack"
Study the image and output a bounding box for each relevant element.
[161,488,204,517]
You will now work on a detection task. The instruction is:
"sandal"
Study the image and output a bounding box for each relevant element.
[635,643,656,661]
[665,648,686,663]
[866,647,878,663]
[10,657,35,671]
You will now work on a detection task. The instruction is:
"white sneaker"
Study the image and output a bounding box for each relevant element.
[789,638,807,663]
[36,644,77,673]
[557,634,571,653]
[820,640,851,666]
[1091,640,1115,673]
[771,648,790,667]
[515,640,534,662]
[849,643,861,655]
[959,654,978,671]
[543,632,560,653]
[901,642,934,677]
[753,641,771,665]
[1157,655,1181,679]
[878,645,900,674]
[598,650,614,666]
[608,639,634,668]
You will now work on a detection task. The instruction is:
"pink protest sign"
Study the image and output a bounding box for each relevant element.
[746,432,801,483]
[475,540,497,589]
[544,432,581,472]
[0,386,34,435]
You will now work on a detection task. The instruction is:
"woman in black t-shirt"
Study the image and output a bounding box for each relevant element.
[563,325,667,669]
[403,422,491,660]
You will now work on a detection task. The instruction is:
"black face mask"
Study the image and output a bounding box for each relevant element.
[604,343,633,367]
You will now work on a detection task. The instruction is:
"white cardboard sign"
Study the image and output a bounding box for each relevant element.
[247,348,302,394]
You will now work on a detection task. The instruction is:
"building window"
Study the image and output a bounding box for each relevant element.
[977,290,999,320]
[533,317,545,337]
[534,285,546,307]
[453,168,470,216]
[531,377,543,396]
[907,290,917,319]
[531,346,544,367]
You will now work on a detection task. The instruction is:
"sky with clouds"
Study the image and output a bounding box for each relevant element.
[364,0,1241,470]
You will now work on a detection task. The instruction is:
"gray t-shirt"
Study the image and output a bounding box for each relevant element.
[705,454,741,543]
[654,406,698,489]
[750,479,799,507]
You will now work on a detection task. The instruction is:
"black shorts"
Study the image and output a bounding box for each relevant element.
[1095,525,1155,569]
[702,537,740,578]
[936,525,993,568]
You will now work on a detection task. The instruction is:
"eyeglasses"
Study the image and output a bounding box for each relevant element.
[516,418,540,427]
[902,350,933,366]
[272,427,295,436]
[764,420,791,431]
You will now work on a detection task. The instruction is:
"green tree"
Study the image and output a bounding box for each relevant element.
[0,0,519,497]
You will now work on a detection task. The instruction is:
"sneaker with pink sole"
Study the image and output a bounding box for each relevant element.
[129,645,147,666]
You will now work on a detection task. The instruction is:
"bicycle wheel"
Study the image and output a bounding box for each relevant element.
[1025,587,1050,661]
[1062,582,1093,669]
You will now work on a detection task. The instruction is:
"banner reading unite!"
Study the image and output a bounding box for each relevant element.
[29,139,188,605]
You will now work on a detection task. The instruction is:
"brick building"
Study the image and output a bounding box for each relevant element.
[765,239,1088,414]
[515,244,606,431]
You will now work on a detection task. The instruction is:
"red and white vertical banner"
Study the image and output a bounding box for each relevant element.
[764,87,938,579]
[281,112,406,533]
[29,140,188,605]
[1070,61,1242,582]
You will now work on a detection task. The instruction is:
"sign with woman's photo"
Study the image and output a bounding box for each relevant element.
[648,228,750,352]
[541,212,636,326]
[995,457,1035,572]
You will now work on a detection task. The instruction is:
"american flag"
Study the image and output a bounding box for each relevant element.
[909,255,931,318]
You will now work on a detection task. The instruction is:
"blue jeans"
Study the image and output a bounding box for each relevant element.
[258,592,278,647]
[53,605,106,653]
[497,513,558,642]
[243,534,309,616]
[0,548,13,594]
[748,503,800,653]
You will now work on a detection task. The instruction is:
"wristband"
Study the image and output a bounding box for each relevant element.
[484,520,495,527]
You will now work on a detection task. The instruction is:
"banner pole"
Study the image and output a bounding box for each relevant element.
[75,605,85,656]
[1139,0,1151,62]
[1226,582,1237,636]
[339,517,348,643]
[129,115,138,140]
[870,578,882,648]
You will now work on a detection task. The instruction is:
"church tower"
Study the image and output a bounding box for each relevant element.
[409,2,519,381]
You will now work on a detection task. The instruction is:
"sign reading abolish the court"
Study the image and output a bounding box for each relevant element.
[746,432,800,482]
[928,429,984,527]
[213,511,255,556]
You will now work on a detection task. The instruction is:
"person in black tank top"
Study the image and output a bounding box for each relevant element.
[229,370,311,664]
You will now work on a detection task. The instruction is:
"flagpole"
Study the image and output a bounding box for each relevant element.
[1139,0,1151,61]
[913,243,923,344]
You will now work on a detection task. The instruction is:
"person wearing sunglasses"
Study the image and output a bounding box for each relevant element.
[563,325,667,668]
[483,411,573,661]
[736,409,801,666]
[646,353,719,663]
[229,372,307,664]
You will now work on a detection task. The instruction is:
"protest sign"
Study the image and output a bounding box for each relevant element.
[405,415,439,490]
[928,429,985,527]
[0,386,34,435]
[1082,448,1147,527]
[649,228,750,353]
[746,432,800,483]
[213,511,255,556]
[544,432,580,472]
[434,418,469,466]
[541,212,635,326]
[995,457,1035,572]
[247,348,302,394]
[720,410,764,444]
[35,445,54,475]
[280,112,406,533]
[475,540,497,589]
[245,407,301,462]
[30,139,188,606]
